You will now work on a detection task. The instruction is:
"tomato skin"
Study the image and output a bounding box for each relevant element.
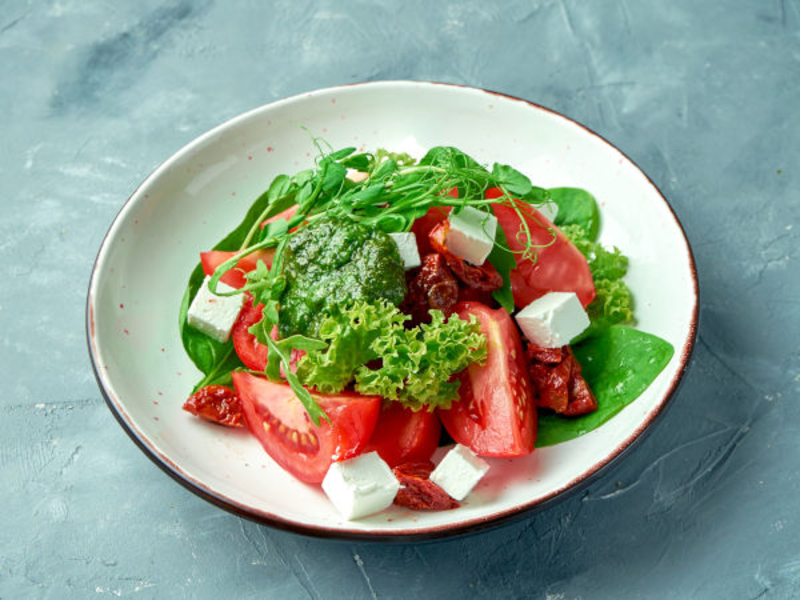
[200,249,275,289]
[486,188,595,308]
[260,204,299,229]
[182,385,243,427]
[231,300,271,371]
[363,403,441,467]
[232,372,381,483]
[411,206,451,257]
[438,301,536,457]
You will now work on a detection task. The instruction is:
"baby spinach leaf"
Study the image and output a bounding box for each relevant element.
[492,163,533,197]
[179,173,298,382]
[179,269,231,376]
[535,325,675,447]
[549,187,601,241]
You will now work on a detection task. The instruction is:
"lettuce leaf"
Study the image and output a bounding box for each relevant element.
[561,224,634,341]
[296,300,487,410]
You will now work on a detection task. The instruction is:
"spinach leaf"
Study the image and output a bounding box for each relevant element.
[178,174,298,383]
[492,163,533,197]
[535,325,675,447]
[549,187,601,241]
[487,209,517,313]
[419,146,483,171]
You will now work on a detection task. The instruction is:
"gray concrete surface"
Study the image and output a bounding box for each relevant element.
[2,0,799,598]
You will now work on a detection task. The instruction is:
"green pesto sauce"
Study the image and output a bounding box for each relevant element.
[279,216,407,337]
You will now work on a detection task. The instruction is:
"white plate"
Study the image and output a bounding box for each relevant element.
[87,81,698,540]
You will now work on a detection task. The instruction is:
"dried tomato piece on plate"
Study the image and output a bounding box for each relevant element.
[183,384,244,427]
[526,345,597,417]
[393,460,459,511]
[400,253,459,326]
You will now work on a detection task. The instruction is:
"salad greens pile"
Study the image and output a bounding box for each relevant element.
[179,137,674,443]
[296,301,486,411]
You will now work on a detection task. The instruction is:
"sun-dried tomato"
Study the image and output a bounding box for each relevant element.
[183,384,244,427]
[525,344,564,364]
[529,358,571,413]
[428,221,503,292]
[393,460,459,511]
[526,345,597,417]
[399,253,459,326]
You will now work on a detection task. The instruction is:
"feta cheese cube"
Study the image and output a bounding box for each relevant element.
[515,291,590,348]
[388,232,421,270]
[536,200,559,223]
[322,452,400,520]
[446,206,497,266]
[187,276,244,343]
[430,444,490,502]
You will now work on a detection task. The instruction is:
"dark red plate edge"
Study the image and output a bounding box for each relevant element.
[85,80,700,543]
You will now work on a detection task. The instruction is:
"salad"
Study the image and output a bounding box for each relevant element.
[179,141,674,517]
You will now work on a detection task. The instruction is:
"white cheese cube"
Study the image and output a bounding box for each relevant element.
[446,206,497,266]
[430,444,490,502]
[536,200,559,223]
[388,232,421,270]
[322,451,400,520]
[515,291,590,348]
[187,276,244,343]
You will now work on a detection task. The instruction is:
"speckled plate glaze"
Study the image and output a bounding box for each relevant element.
[87,81,698,540]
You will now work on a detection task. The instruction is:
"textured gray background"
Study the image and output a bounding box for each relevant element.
[2,0,799,598]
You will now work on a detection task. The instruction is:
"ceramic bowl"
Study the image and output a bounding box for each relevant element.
[87,81,698,540]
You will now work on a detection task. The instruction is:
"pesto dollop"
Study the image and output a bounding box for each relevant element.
[278,216,407,337]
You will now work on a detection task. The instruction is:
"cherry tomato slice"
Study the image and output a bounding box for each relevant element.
[231,300,271,371]
[232,372,381,483]
[200,249,275,289]
[363,402,441,467]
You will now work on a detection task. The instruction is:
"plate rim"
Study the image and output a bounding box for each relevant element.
[86,80,699,541]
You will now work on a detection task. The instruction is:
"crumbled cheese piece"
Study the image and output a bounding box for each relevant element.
[515,291,590,348]
[322,452,400,520]
[388,232,421,270]
[187,277,244,343]
[446,206,497,266]
[430,444,490,501]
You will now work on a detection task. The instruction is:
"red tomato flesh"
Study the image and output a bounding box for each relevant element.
[200,249,275,289]
[439,301,536,457]
[232,372,381,483]
[231,299,271,371]
[260,204,299,230]
[363,402,441,468]
[486,188,595,308]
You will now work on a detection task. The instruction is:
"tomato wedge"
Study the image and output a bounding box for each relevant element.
[363,402,441,467]
[486,188,595,308]
[232,372,381,483]
[200,249,275,289]
[438,301,536,457]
